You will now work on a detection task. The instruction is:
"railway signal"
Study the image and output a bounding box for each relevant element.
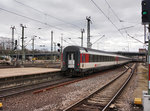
[141,0,150,95]
[14,40,17,50]
[141,1,150,110]
[142,0,150,24]
[57,43,61,52]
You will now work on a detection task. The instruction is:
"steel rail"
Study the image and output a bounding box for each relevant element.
[0,71,61,89]
[0,68,112,98]
[0,77,74,98]
[0,67,113,98]
[102,64,136,111]
[32,67,125,94]
[63,66,130,111]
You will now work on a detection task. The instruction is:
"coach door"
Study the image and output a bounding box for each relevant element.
[68,53,75,68]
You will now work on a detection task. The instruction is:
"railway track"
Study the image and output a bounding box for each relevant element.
[63,64,136,111]
[0,64,128,98]
[0,77,74,98]
[0,71,62,89]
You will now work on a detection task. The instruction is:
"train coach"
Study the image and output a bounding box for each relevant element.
[61,46,131,76]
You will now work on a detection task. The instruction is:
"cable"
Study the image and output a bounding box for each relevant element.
[14,0,81,29]
[105,0,122,22]
[68,38,79,46]
[104,0,144,45]
[0,7,80,36]
[125,32,144,44]
[0,7,63,30]
[63,39,72,45]
[90,0,124,37]
[92,35,105,46]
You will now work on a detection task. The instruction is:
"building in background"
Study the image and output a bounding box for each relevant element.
[139,48,147,62]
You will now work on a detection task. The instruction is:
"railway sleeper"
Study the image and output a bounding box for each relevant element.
[74,104,102,111]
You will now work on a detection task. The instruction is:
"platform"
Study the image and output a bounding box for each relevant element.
[0,67,61,79]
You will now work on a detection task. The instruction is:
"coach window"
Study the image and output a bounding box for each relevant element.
[101,56,103,62]
[104,56,106,61]
[109,56,110,61]
[83,54,85,62]
[106,56,108,61]
[96,55,98,62]
[90,55,93,62]
[103,56,106,61]
[110,57,111,61]
[68,54,71,60]
[93,55,95,62]
[89,55,91,62]
[105,56,107,61]
[107,56,109,61]
[110,57,112,61]
[95,55,97,62]
[94,55,97,62]
[98,55,100,62]
[92,55,94,62]
[102,56,104,62]
[73,53,75,60]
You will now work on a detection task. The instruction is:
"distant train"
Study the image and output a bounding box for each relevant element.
[61,46,131,76]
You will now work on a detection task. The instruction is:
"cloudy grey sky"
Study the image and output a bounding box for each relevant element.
[0,0,146,52]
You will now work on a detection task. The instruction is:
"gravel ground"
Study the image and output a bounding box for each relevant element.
[114,63,142,111]
[71,65,132,111]
[2,66,126,111]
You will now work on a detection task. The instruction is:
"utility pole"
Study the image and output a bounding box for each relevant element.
[86,16,92,48]
[81,29,85,47]
[51,31,53,52]
[11,26,15,50]
[148,24,150,94]
[51,31,53,62]
[54,42,56,52]
[2,42,4,50]
[32,36,37,64]
[61,34,63,52]
[20,24,26,66]
[141,1,150,110]
[144,25,147,43]
[53,42,56,62]
[60,34,63,67]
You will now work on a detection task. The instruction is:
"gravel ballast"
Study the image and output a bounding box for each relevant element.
[2,67,126,111]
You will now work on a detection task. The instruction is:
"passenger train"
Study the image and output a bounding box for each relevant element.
[61,46,131,76]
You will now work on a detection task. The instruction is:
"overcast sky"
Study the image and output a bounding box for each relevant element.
[0,0,146,52]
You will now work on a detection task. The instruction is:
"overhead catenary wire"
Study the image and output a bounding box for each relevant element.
[105,0,122,22]
[104,0,144,44]
[63,39,72,45]
[0,7,62,30]
[0,7,80,36]
[14,0,82,30]
[125,31,144,44]
[92,35,105,46]
[90,0,124,38]
[68,38,79,46]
